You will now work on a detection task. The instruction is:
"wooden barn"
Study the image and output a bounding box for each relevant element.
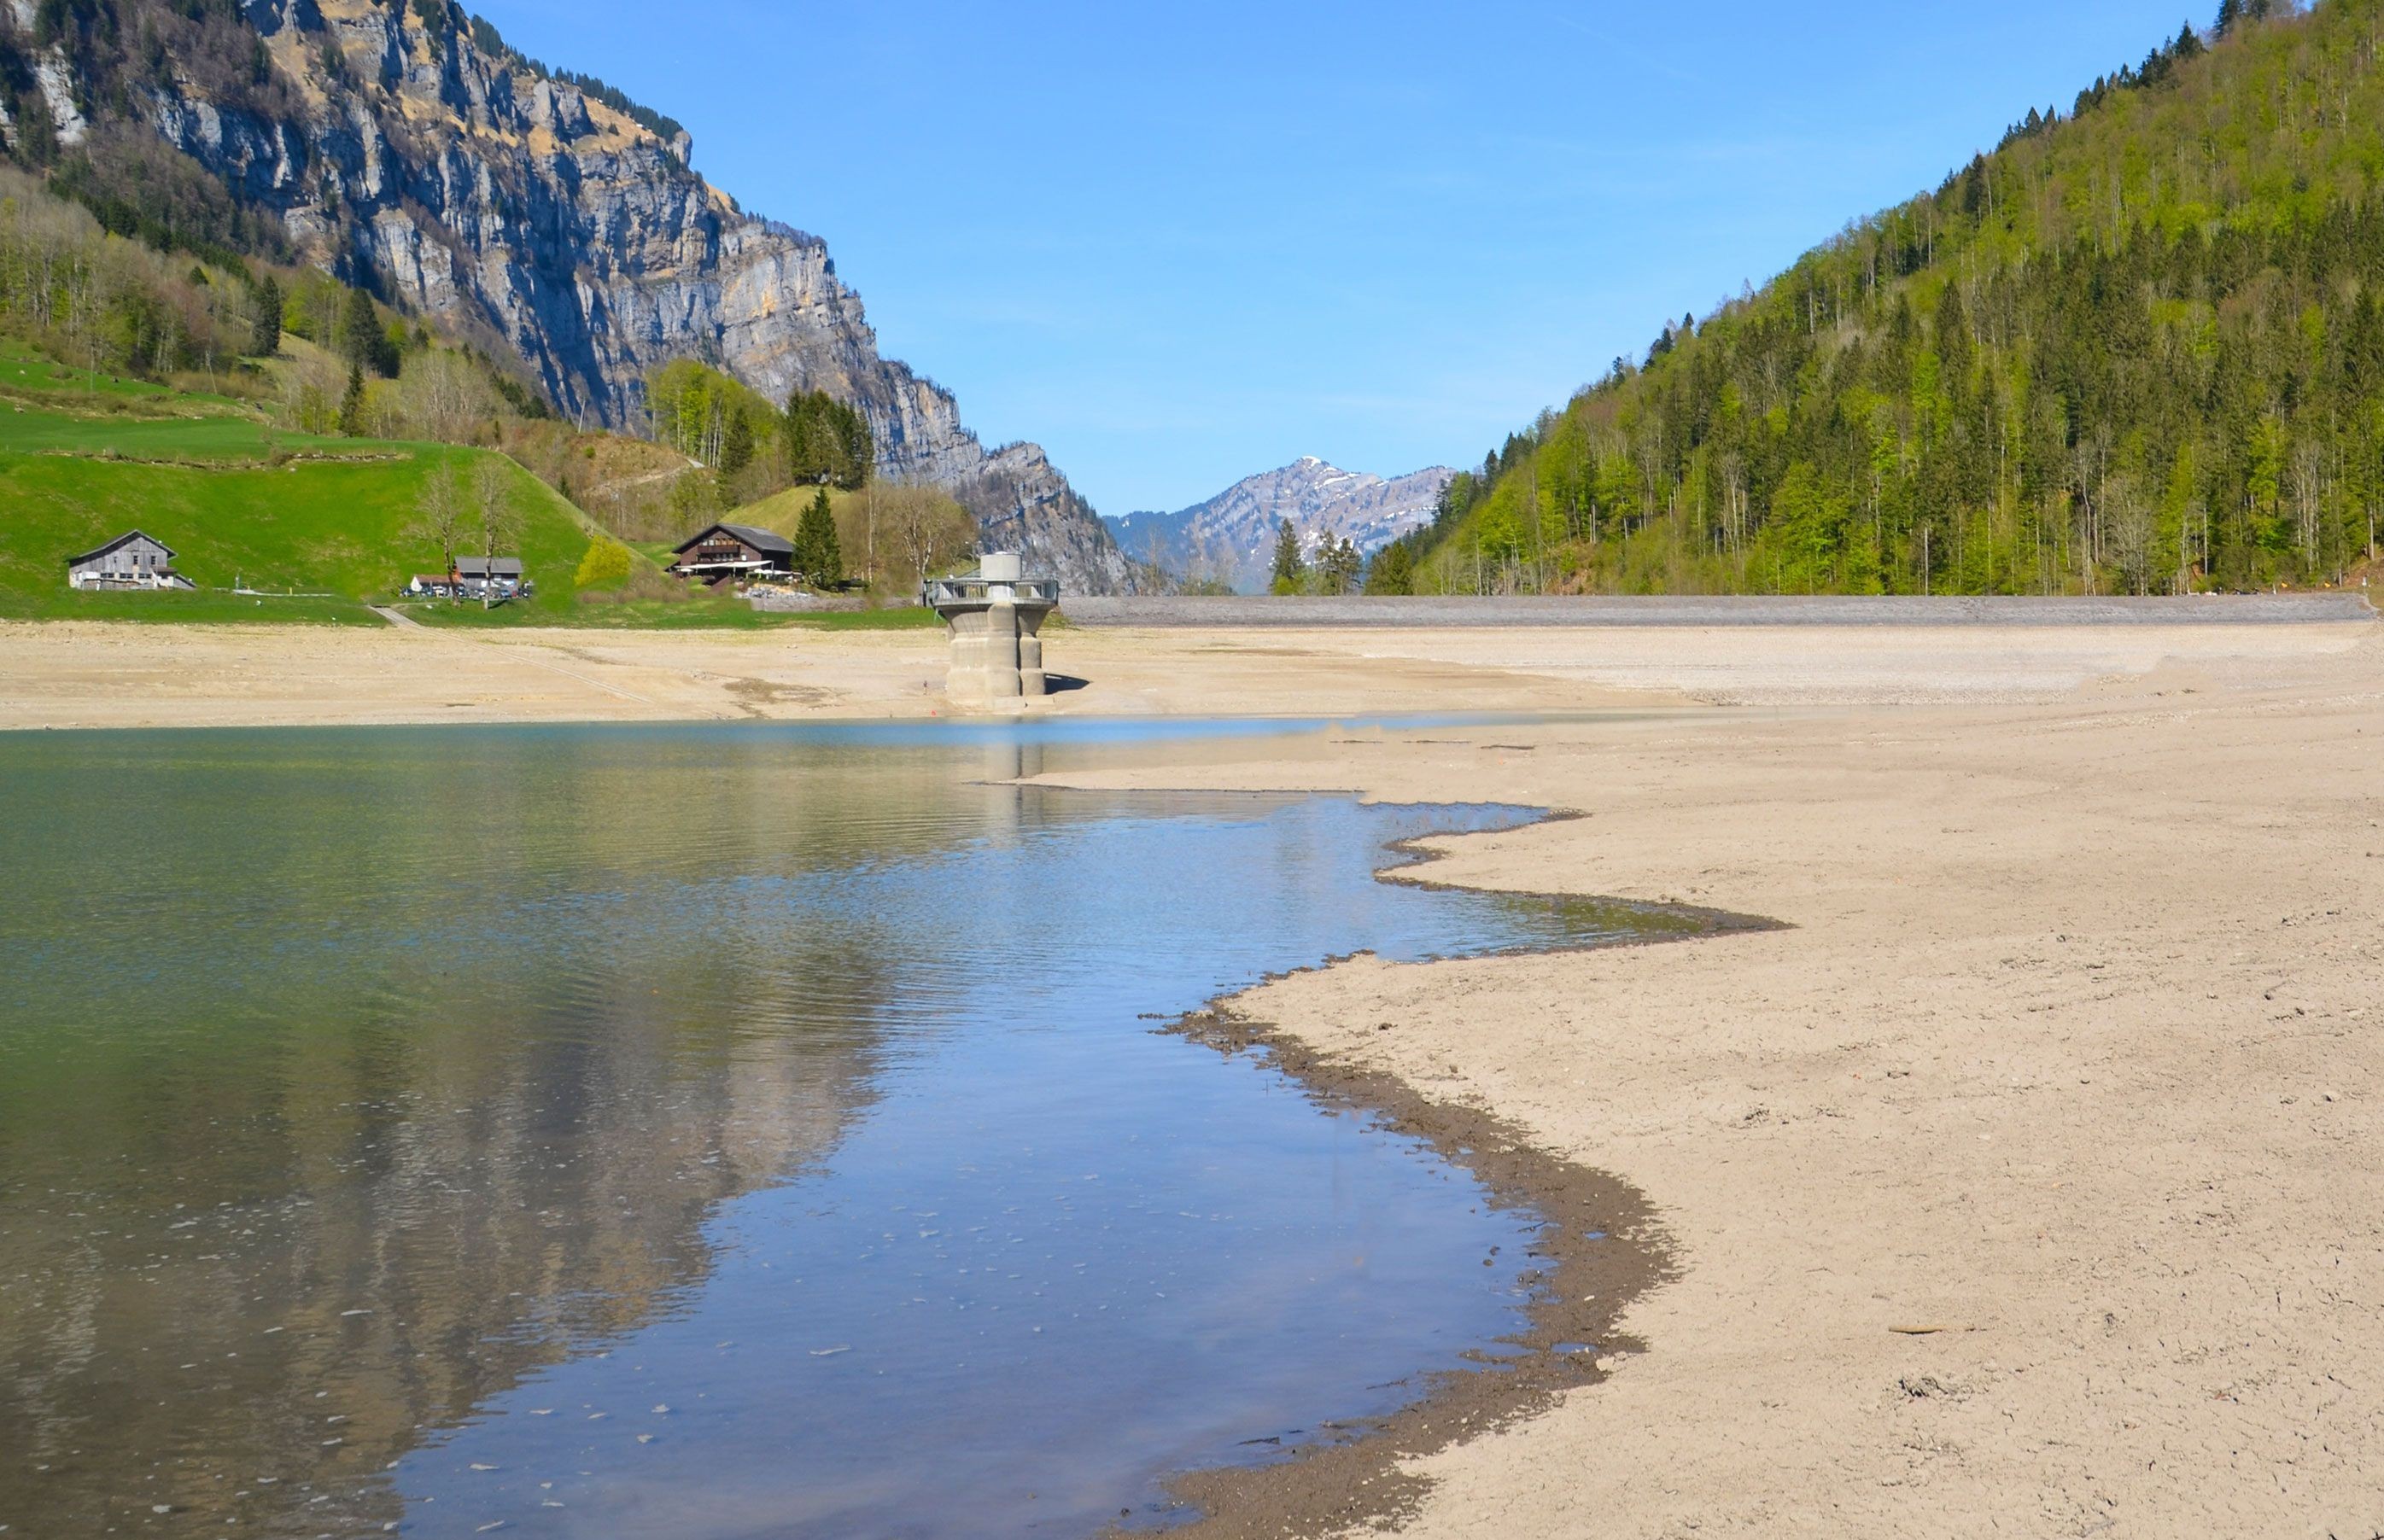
[670,522,795,586]
[67,531,193,591]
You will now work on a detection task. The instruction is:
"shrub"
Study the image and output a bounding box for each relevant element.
[574,536,635,589]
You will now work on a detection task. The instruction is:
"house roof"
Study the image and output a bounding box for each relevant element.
[674,522,795,557]
[454,557,524,577]
[67,529,174,566]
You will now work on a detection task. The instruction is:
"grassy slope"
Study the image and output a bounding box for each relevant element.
[0,389,593,623]
[0,333,951,629]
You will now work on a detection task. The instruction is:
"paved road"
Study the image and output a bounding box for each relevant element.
[1060,592,2379,628]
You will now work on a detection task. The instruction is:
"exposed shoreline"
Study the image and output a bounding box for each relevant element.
[1143,830,1782,1539]
[9,608,2383,1534]
[3,598,2374,731]
[1027,617,2384,1537]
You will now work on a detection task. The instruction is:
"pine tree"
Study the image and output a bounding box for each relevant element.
[1318,536,1362,594]
[2216,0,2243,34]
[337,287,396,376]
[794,487,844,587]
[721,408,754,477]
[337,287,375,369]
[338,364,365,436]
[1270,519,1306,595]
[1364,542,1416,595]
[249,276,283,357]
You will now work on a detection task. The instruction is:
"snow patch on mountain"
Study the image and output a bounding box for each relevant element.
[1107,458,1452,592]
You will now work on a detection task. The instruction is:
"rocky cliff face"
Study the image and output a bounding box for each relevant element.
[0,0,1139,590]
[1108,458,1452,592]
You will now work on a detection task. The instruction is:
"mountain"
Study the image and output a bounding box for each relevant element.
[1409,0,2384,598]
[1107,458,1452,592]
[0,0,1142,592]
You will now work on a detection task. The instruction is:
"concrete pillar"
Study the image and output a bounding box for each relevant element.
[985,600,1021,700]
[1018,624,1046,698]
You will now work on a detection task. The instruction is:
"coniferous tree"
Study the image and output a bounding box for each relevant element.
[336,287,398,376]
[1317,535,1362,594]
[784,389,874,490]
[1270,519,1306,595]
[793,487,844,587]
[249,276,282,357]
[338,364,365,436]
[721,407,754,477]
[1364,541,1416,595]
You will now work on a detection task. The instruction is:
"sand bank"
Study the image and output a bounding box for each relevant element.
[1028,618,2383,1537]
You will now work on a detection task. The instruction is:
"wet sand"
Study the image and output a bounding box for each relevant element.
[8,603,2383,1536]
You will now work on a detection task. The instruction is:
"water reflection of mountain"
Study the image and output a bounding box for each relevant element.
[0,729,1069,1537]
[0,1000,872,1534]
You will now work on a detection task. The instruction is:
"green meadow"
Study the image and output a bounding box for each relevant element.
[0,400,588,624]
[0,328,964,630]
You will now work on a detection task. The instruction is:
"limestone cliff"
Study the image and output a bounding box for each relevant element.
[0,0,1140,590]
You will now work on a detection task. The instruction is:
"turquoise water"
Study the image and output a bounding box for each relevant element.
[0,720,1676,1537]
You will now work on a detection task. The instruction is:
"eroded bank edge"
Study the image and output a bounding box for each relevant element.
[1124,802,1785,1538]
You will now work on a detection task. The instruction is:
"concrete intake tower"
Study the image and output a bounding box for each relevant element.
[925,553,1059,709]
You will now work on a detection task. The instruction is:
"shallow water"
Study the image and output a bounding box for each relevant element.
[0,720,1680,1538]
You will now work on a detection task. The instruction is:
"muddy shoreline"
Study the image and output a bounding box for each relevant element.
[1131,820,1785,1538]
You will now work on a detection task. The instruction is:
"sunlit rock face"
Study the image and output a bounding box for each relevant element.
[36,0,1142,591]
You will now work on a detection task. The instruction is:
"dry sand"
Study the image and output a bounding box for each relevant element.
[0,610,2370,726]
[6,608,2382,1536]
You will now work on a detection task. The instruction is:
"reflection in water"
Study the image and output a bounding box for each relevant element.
[0,721,1682,1538]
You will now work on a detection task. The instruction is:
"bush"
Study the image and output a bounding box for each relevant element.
[574,536,635,588]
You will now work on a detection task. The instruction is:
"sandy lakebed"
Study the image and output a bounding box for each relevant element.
[4,595,2381,1537]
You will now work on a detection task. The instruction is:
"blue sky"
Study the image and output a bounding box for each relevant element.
[476,1,2207,514]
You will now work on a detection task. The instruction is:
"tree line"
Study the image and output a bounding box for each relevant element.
[646,359,874,506]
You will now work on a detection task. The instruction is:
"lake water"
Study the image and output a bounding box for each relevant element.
[0,720,1680,1538]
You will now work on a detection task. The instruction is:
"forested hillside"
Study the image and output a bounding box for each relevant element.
[1400,0,2384,597]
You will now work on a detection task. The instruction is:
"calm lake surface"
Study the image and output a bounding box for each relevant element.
[0,720,1676,1538]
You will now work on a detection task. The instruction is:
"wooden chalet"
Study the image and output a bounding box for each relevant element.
[670,522,795,586]
[67,531,193,591]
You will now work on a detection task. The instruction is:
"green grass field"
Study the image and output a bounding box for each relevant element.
[0,339,954,630]
[0,394,599,622]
